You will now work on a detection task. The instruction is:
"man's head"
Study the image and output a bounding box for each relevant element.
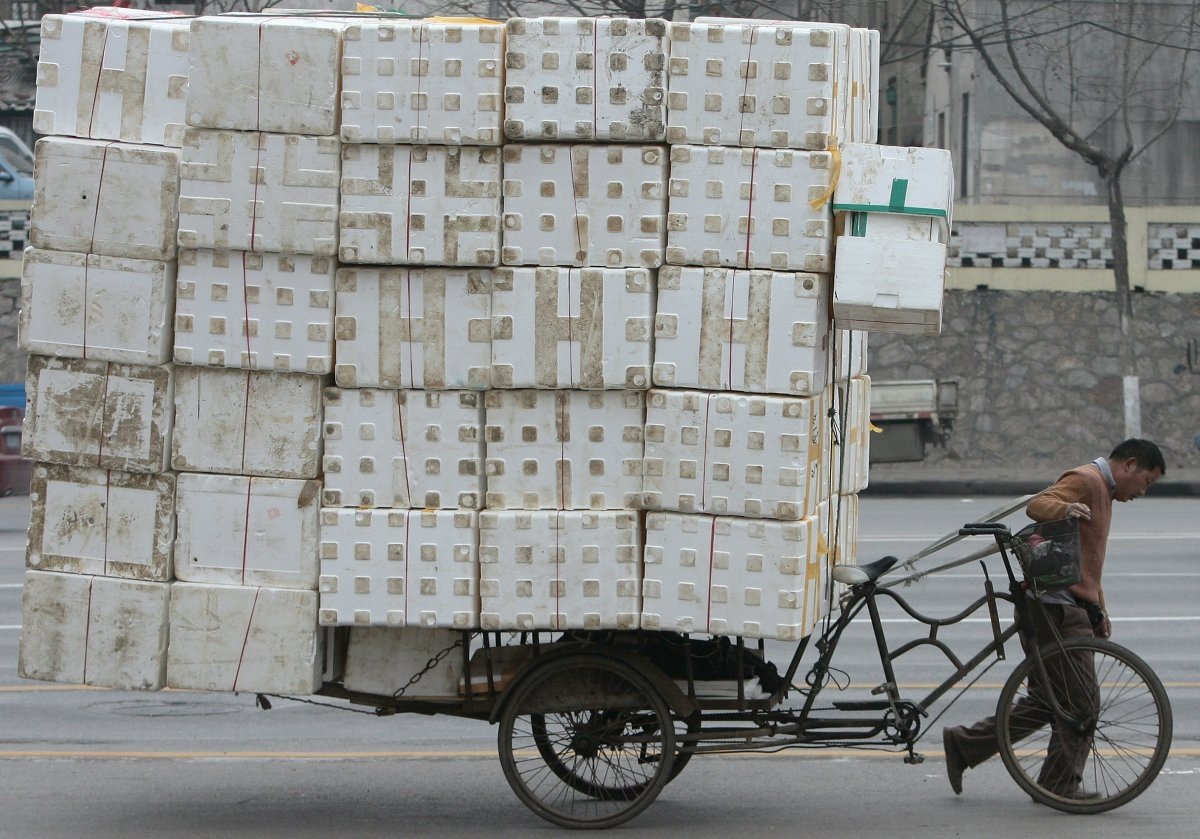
[1107,438,1166,502]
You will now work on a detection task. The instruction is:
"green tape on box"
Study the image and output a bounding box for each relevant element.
[833,177,949,219]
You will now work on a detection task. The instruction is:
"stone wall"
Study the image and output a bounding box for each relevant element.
[869,290,1200,472]
[0,277,20,383]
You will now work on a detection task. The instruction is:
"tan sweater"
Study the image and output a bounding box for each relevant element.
[1026,465,1112,605]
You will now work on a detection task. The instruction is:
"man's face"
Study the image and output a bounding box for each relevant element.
[1113,458,1162,502]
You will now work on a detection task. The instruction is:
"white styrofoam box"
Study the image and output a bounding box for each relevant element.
[172,366,323,479]
[818,492,859,572]
[333,266,492,389]
[31,137,180,261]
[834,329,868,382]
[23,355,173,473]
[341,627,465,698]
[643,389,822,520]
[833,144,953,240]
[832,236,946,335]
[26,464,175,581]
[828,376,872,495]
[167,581,322,694]
[321,388,484,509]
[490,267,654,389]
[666,20,852,149]
[484,389,645,510]
[653,266,830,396]
[500,144,667,268]
[341,19,504,145]
[641,510,712,633]
[19,247,175,365]
[504,17,667,142]
[317,508,479,628]
[340,144,500,265]
[173,249,335,374]
[34,14,190,146]
[185,15,343,135]
[853,29,880,144]
[19,570,169,690]
[177,128,340,256]
[665,145,833,271]
[479,510,641,631]
[174,472,320,589]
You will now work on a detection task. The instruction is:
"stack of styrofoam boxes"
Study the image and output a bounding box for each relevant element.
[163,13,348,695]
[17,8,190,691]
[636,18,877,641]
[314,17,505,697]
[831,144,954,335]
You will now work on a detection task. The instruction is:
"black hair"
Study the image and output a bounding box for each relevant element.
[1109,438,1167,475]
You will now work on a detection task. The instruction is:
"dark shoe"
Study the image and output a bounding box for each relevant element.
[1032,788,1104,804]
[943,727,967,795]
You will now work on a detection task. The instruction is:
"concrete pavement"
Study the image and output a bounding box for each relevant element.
[864,463,1200,496]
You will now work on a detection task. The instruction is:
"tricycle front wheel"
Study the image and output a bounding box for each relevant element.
[498,653,676,829]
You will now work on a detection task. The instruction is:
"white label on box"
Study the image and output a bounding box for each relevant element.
[333,266,492,389]
[186,15,343,135]
[167,581,322,694]
[31,137,180,261]
[174,249,336,374]
[479,510,641,631]
[503,17,667,142]
[321,388,484,509]
[20,248,175,365]
[317,508,479,629]
[171,367,323,480]
[484,389,645,510]
[490,267,654,389]
[23,355,173,473]
[653,266,830,396]
[340,144,501,265]
[178,128,340,256]
[341,20,504,145]
[27,464,176,581]
[665,145,833,271]
[500,144,667,268]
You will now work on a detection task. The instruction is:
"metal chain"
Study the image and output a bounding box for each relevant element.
[392,633,473,700]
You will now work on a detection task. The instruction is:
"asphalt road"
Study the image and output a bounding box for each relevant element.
[1,493,1197,837]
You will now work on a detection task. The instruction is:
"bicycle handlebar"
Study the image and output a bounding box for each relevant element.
[958,522,1012,537]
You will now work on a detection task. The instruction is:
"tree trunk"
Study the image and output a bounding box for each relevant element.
[1102,168,1141,437]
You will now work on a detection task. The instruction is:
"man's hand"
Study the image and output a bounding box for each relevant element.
[1095,615,1112,639]
[1065,502,1092,520]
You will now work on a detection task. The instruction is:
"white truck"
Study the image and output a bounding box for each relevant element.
[869,379,959,462]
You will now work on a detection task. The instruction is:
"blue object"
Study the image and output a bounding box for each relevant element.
[0,383,25,409]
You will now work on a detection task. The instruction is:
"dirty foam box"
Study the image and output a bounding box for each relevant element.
[34,13,191,147]
[340,144,501,265]
[828,376,871,494]
[19,569,169,690]
[333,266,492,390]
[484,389,645,510]
[479,510,641,631]
[490,267,654,389]
[341,18,504,145]
[20,248,176,365]
[819,492,860,570]
[177,128,340,256]
[665,145,833,271]
[666,20,854,149]
[185,14,344,136]
[31,137,180,261]
[171,367,323,479]
[834,329,868,382]
[504,16,667,142]
[173,249,336,374]
[23,355,173,473]
[341,627,466,698]
[653,266,830,396]
[317,507,479,628]
[832,237,945,335]
[26,464,176,581]
[833,144,953,242]
[643,389,823,520]
[500,144,667,268]
[174,472,320,589]
[167,581,323,694]
[321,387,485,510]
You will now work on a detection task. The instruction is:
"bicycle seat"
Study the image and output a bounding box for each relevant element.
[831,556,900,586]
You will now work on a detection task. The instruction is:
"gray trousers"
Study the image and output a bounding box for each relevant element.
[950,601,1097,793]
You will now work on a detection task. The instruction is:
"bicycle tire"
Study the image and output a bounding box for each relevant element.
[995,637,1172,814]
[498,654,676,829]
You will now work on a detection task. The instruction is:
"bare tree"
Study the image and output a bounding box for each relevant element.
[940,0,1199,417]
